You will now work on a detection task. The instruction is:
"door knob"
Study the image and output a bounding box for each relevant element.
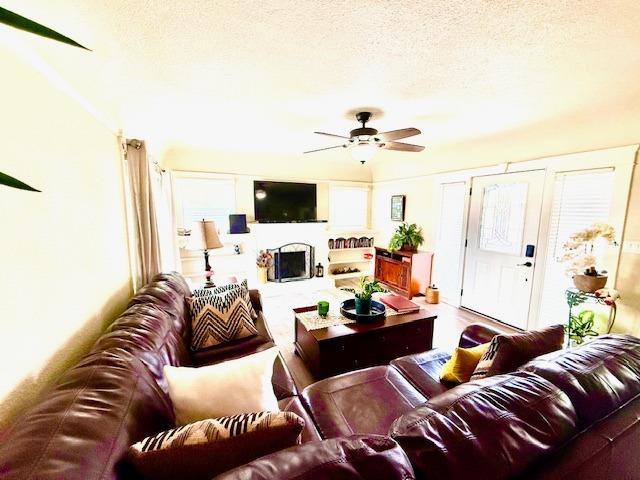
[518,262,533,267]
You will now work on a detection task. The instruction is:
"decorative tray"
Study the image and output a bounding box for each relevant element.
[340,299,386,323]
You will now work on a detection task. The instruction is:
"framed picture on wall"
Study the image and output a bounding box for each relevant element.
[391,195,405,221]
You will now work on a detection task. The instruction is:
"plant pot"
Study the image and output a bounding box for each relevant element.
[257,267,268,284]
[355,297,371,315]
[572,274,607,293]
[400,243,417,252]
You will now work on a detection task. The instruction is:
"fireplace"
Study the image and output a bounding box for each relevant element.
[267,243,314,282]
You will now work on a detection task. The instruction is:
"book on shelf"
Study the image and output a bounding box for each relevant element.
[379,294,420,313]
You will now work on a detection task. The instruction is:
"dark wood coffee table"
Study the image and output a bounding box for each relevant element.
[293,306,436,378]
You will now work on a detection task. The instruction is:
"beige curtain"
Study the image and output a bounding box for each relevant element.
[126,139,161,286]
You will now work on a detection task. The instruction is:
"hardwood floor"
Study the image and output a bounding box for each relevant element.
[261,288,518,391]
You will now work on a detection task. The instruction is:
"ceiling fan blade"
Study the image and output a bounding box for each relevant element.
[303,145,346,154]
[376,128,421,141]
[314,131,351,140]
[382,141,425,152]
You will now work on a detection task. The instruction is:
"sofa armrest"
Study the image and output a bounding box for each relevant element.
[458,323,503,348]
[249,289,263,313]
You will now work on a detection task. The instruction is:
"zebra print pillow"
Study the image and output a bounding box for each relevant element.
[193,279,257,319]
[128,411,304,480]
[187,286,258,351]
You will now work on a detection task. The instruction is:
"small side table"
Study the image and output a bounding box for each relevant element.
[565,289,616,347]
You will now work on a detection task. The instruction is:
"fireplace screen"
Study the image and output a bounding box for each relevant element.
[267,243,314,282]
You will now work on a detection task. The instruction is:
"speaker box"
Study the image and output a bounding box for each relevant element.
[228,214,249,234]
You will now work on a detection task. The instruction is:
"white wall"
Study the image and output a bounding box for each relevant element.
[371,178,438,251]
[0,42,132,427]
[161,145,372,183]
[372,145,639,335]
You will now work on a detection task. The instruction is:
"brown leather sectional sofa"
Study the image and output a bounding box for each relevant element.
[0,272,639,479]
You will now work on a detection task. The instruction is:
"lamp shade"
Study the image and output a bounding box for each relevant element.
[350,143,378,163]
[187,220,224,250]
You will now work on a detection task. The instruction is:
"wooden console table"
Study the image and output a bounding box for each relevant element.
[374,247,433,299]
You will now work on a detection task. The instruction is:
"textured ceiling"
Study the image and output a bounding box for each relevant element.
[2,0,640,167]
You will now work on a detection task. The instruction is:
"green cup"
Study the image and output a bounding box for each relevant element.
[317,300,330,317]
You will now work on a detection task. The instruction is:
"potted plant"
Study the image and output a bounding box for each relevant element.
[256,250,273,284]
[389,222,424,252]
[560,223,616,293]
[354,276,385,314]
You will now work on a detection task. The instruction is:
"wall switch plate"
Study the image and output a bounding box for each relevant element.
[622,241,640,254]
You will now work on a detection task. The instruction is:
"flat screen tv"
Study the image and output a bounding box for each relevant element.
[254,181,317,223]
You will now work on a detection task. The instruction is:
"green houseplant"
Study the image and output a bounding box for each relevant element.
[354,276,385,314]
[0,6,91,192]
[389,222,424,252]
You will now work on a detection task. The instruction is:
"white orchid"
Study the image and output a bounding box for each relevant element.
[560,224,615,276]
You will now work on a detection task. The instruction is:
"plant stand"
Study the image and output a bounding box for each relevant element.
[565,289,616,347]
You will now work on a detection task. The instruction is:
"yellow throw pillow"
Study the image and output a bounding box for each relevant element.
[440,342,491,384]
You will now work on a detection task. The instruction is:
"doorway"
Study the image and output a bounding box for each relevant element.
[461,171,545,329]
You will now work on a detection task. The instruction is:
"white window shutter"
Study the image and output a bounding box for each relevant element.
[435,182,467,303]
[537,169,614,326]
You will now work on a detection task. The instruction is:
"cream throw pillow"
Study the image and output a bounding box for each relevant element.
[164,347,280,425]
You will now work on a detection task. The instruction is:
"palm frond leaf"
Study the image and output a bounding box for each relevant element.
[0,6,90,50]
[0,171,40,192]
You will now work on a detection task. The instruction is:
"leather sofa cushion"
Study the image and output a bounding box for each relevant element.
[93,303,192,368]
[390,371,578,480]
[302,366,426,439]
[213,434,416,480]
[0,349,174,480]
[278,396,323,443]
[520,334,640,426]
[522,394,640,480]
[128,273,192,339]
[390,348,451,398]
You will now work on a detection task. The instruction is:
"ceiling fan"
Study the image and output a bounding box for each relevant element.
[304,111,425,163]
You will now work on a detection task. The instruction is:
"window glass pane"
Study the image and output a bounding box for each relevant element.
[330,186,368,227]
[538,169,614,326]
[479,183,528,255]
[175,177,236,233]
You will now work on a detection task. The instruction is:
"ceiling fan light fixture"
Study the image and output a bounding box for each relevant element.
[350,143,378,164]
[305,111,424,158]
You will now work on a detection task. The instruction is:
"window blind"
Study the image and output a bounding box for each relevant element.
[435,182,466,302]
[537,169,614,326]
[174,177,236,233]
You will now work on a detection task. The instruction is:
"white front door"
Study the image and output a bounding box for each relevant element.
[461,171,545,329]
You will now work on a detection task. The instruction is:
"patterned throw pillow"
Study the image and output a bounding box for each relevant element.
[470,325,565,381]
[187,286,258,351]
[193,279,257,319]
[128,411,304,480]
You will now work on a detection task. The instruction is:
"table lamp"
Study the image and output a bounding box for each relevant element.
[188,219,224,287]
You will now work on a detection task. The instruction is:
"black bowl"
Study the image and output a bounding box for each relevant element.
[340,299,386,323]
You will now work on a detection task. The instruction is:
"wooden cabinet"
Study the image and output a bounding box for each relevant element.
[374,247,433,299]
[294,306,436,379]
